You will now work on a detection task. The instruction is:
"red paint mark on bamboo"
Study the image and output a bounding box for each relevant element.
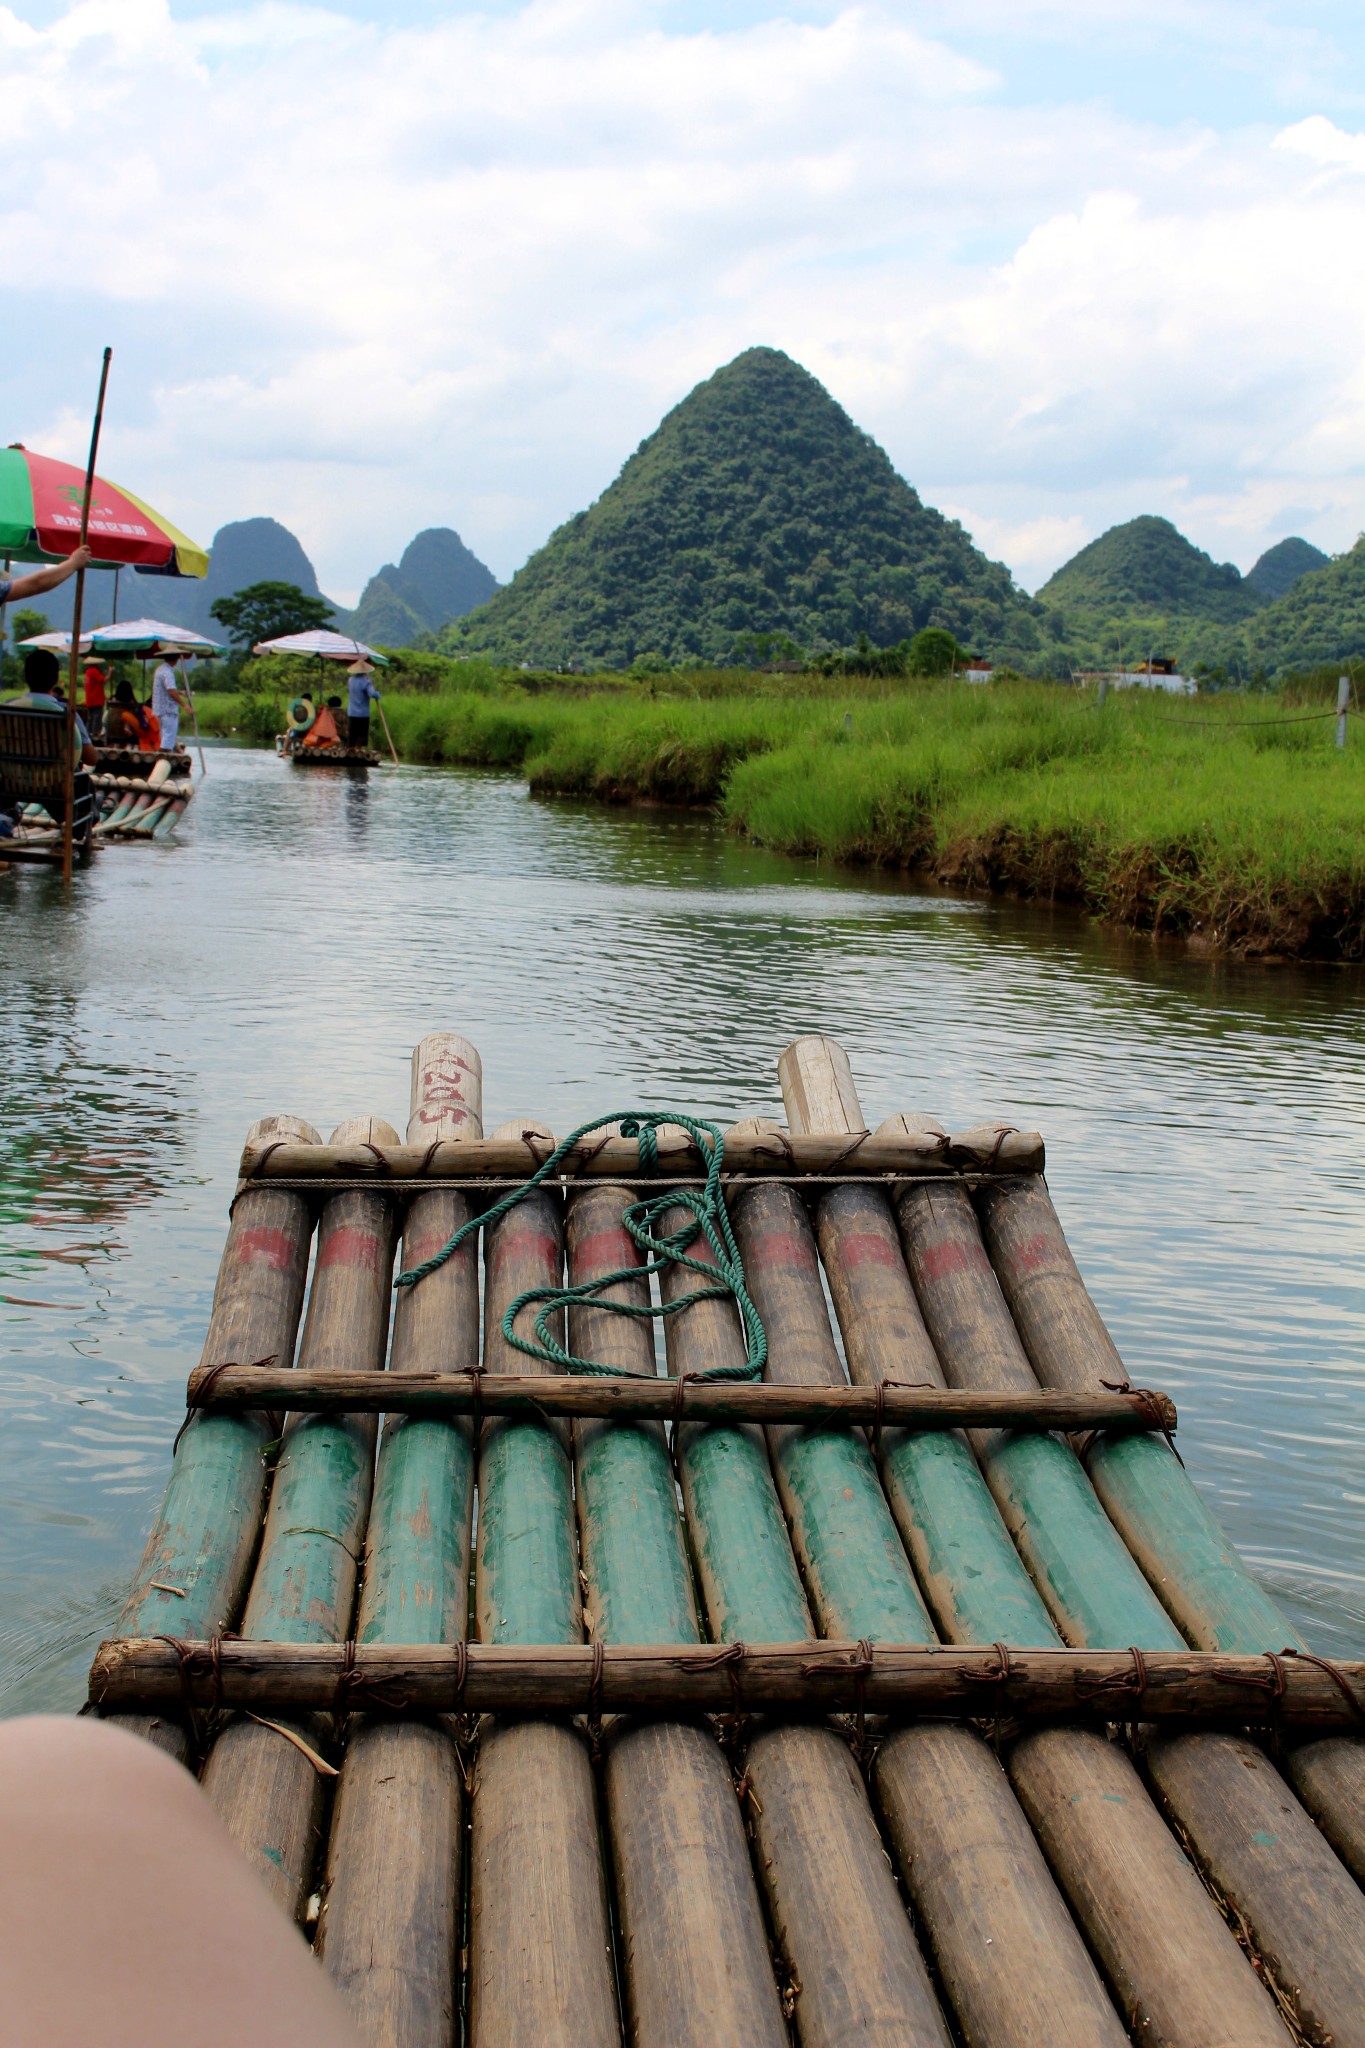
[232,1226,296,1272]
[833,1229,901,1272]
[318,1226,384,1272]
[916,1236,991,1285]
[488,1228,560,1277]
[748,1227,820,1276]
[1007,1231,1066,1275]
[571,1227,639,1277]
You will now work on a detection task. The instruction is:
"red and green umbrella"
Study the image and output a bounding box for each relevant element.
[0,443,208,579]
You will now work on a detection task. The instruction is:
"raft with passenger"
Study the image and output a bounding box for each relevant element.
[86,1028,1365,2048]
[277,694,381,768]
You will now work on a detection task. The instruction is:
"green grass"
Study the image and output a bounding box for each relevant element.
[191,675,1365,957]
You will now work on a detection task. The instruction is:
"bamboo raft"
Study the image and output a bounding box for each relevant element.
[92,1032,1365,2048]
[10,754,195,849]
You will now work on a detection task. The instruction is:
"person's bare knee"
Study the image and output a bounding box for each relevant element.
[0,1716,358,2048]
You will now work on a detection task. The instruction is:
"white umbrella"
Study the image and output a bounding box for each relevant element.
[91,619,226,657]
[253,629,389,664]
[14,630,95,653]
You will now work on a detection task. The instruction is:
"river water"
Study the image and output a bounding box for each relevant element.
[0,742,1361,1710]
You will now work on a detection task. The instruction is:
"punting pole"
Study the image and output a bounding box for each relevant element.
[773,1056,1130,2048]
[658,1186,953,2048]
[111,1112,319,1762]
[469,1119,618,2048]
[785,1040,1301,2048]
[567,1178,788,2048]
[317,1038,481,2048]
[62,346,111,884]
[200,1116,400,1921]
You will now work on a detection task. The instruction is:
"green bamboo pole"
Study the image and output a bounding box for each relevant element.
[319,1038,481,2048]
[974,1175,1301,1652]
[201,1115,399,1921]
[567,1180,788,2048]
[803,1157,1061,1648]
[780,1038,1289,2048]
[659,1194,952,2048]
[469,1122,619,2048]
[113,1111,319,1760]
[728,1176,936,1644]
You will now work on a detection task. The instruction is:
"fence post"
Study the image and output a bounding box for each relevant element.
[1337,676,1349,750]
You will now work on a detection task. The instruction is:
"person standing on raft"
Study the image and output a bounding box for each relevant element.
[151,650,184,753]
[346,659,380,748]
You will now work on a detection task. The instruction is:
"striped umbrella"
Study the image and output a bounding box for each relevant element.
[0,444,208,577]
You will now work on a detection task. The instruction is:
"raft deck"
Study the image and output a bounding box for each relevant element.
[91,1032,1365,2048]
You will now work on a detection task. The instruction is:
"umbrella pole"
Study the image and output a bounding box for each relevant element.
[63,346,112,885]
[376,693,400,767]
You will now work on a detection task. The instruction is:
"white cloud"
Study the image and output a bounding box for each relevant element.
[2,0,1364,591]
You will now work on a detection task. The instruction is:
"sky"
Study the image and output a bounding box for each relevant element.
[4,2,1365,601]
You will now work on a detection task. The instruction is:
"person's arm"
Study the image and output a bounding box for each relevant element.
[4,545,93,602]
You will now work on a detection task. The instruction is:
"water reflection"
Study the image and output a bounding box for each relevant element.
[0,741,1361,1707]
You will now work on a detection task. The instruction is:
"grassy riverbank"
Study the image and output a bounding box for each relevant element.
[191,677,1365,958]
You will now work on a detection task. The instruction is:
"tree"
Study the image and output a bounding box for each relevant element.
[10,608,50,647]
[210,581,333,648]
[907,627,962,676]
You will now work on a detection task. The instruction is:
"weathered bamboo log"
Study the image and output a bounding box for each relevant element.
[874,1724,1128,2047]
[1008,1728,1293,2047]
[186,1365,1174,1434]
[1145,1731,1365,2048]
[728,1175,937,1642]
[787,1100,1063,1646]
[1284,1738,1365,1888]
[568,1181,788,2048]
[892,1172,1184,1648]
[200,1116,399,1920]
[89,1639,1365,1726]
[659,1192,951,2048]
[318,1039,481,2048]
[111,1112,319,1762]
[469,1121,619,2048]
[781,1038,1292,2047]
[236,1126,1045,1185]
[974,1174,1300,1653]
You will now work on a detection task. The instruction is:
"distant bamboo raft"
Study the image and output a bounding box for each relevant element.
[91,1033,1365,2048]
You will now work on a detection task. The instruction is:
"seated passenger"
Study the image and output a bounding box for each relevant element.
[302,698,339,748]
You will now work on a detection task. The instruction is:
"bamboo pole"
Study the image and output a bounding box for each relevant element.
[780,1039,1291,2048]
[375,695,400,767]
[567,1180,788,2048]
[1145,1731,1365,2048]
[1008,1729,1292,2047]
[973,1175,1300,1652]
[728,1176,937,1642]
[200,1116,400,1921]
[317,1039,481,2048]
[1283,1740,1365,1888]
[90,1638,1365,1726]
[184,1366,1173,1434]
[469,1118,618,2048]
[815,1174,1062,1640]
[659,1194,952,2048]
[236,1127,1046,1185]
[111,1112,319,1761]
[891,1172,1184,1648]
[63,346,111,884]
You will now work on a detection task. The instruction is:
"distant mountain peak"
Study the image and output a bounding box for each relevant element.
[1038,514,1265,627]
[1246,536,1329,602]
[348,526,499,646]
[445,346,1041,667]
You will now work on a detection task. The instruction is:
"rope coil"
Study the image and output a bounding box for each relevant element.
[394,1113,766,1387]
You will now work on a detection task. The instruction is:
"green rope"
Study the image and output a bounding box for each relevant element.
[393,1112,765,1384]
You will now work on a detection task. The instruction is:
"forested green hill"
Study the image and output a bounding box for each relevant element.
[1038,516,1265,634]
[1242,538,1365,673]
[444,348,1047,668]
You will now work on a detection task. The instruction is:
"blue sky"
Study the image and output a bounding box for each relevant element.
[4,1,1365,598]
